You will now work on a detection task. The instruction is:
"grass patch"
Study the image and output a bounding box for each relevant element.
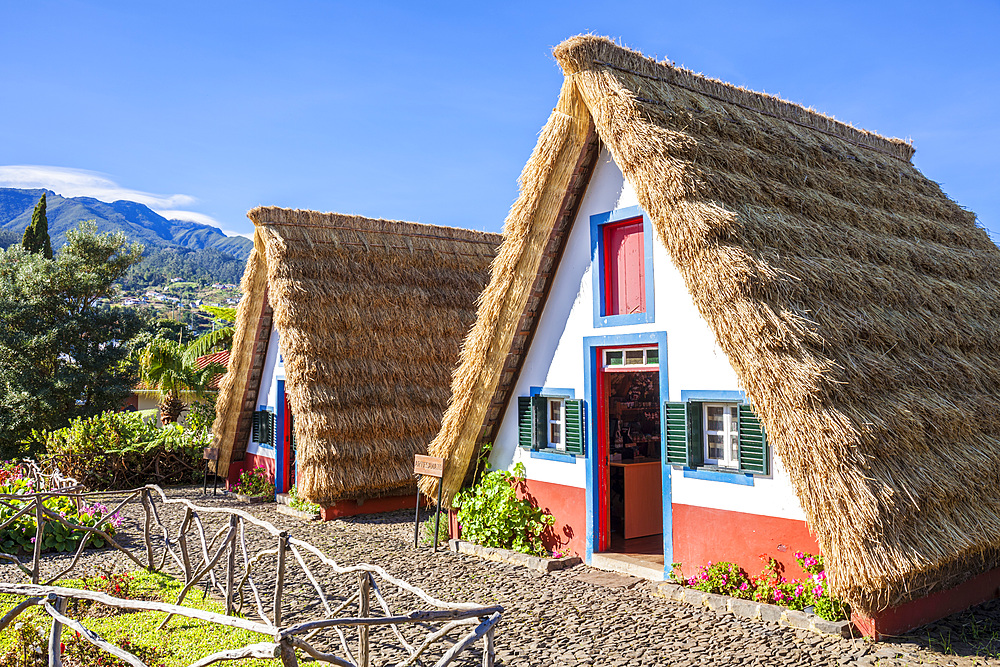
[0,569,279,666]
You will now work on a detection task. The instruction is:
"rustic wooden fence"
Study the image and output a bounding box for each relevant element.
[0,463,501,666]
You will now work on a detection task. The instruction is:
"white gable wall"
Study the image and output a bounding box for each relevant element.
[491,148,805,521]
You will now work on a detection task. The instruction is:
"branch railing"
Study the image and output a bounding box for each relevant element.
[0,466,501,666]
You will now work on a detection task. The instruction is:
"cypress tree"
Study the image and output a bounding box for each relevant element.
[22,193,52,259]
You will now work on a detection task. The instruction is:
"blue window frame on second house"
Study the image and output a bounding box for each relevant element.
[591,205,655,328]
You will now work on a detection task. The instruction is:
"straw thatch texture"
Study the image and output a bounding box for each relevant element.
[212,208,499,504]
[425,34,1000,614]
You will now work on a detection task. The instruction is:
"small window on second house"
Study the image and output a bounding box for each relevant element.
[603,217,646,317]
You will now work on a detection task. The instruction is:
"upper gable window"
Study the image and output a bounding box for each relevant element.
[590,205,655,328]
[603,218,646,316]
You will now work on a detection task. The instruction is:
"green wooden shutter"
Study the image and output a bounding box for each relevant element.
[532,396,547,450]
[664,402,688,465]
[738,404,769,475]
[268,411,276,446]
[252,411,261,443]
[686,402,704,467]
[517,397,534,449]
[564,399,584,455]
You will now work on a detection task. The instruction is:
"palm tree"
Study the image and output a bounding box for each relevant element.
[140,338,225,424]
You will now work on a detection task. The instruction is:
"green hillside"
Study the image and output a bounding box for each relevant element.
[0,188,252,259]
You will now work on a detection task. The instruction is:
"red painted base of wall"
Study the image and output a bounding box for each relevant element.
[226,451,276,489]
[517,478,587,557]
[854,566,1000,638]
[671,504,820,580]
[320,494,417,521]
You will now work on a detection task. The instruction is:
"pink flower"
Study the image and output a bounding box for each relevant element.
[774,590,785,601]
[794,551,804,559]
[804,557,817,567]
[813,586,823,596]
[688,577,697,586]
[794,584,804,596]
[739,582,749,591]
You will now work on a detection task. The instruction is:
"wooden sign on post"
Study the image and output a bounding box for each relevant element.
[203,448,219,461]
[413,455,443,478]
[413,455,445,551]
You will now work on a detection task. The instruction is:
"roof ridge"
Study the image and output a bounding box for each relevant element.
[247,206,501,244]
[553,34,915,163]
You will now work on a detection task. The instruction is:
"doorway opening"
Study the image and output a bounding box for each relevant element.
[596,346,663,571]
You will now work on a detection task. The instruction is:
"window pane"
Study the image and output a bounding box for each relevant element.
[625,350,644,365]
[606,351,623,366]
[730,435,739,462]
[645,348,658,365]
[707,433,724,460]
[730,406,739,424]
[550,423,561,444]
[706,406,724,432]
[550,400,561,421]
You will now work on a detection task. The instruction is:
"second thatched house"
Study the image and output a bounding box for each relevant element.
[212,207,499,518]
[421,35,1000,636]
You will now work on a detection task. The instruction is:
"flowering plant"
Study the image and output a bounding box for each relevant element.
[0,461,121,554]
[674,550,849,621]
[231,465,275,498]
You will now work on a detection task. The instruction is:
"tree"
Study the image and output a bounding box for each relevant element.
[21,193,52,259]
[184,305,237,360]
[139,338,224,424]
[0,221,145,457]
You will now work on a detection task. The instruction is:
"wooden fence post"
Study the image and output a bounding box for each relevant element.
[32,495,44,585]
[225,514,238,616]
[358,571,371,667]
[47,593,67,667]
[274,531,288,627]
[483,626,495,667]
[142,489,154,570]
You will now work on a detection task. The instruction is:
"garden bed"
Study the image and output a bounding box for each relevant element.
[448,539,581,574]
[655,581,856,638]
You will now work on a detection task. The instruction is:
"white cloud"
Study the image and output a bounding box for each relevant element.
[0,165,241,235]
[157,210,223,228]
[222,229,254,239]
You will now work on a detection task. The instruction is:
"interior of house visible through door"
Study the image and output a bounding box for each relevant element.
[597,345,663,557]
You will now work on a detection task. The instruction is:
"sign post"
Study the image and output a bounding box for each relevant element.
[203,447,219,495]
[413,454,444,551]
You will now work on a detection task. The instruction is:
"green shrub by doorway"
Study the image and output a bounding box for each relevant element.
[454,462,554,557]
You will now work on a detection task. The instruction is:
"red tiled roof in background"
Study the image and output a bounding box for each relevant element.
[196,350,230,390]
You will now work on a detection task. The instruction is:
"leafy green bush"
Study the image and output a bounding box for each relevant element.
[40,411,208,490]
[287,485,320,514]
[0,466,121,555]
[454,462,554,556]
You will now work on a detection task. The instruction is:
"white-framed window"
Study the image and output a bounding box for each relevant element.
[703,403,739,468]
[547,398,566,451]
[602,347,659,370]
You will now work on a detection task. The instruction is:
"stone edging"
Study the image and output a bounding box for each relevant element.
[448,539,582,574]
[656,582,856,638]
[275,504,319,521]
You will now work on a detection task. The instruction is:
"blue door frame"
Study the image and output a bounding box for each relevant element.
[583,331,672,575]
[275,379,289,494]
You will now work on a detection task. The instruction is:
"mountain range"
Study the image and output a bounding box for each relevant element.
[0,188,253,260]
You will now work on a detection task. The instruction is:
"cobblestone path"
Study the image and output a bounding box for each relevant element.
[4,487,1000,666]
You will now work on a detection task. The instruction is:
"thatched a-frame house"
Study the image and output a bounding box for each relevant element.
[212,207,499,516]
[422,35,1000,635]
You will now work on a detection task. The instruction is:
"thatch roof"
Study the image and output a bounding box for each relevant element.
[422,34,1000,614]
[212,208,499,504]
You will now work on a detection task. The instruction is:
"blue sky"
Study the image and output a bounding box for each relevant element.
[1,1,997,240]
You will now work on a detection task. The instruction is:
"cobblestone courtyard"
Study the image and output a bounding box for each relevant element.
[5,487,1000,666]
